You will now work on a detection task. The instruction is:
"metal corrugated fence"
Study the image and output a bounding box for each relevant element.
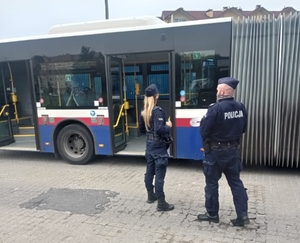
[231,13,300,167]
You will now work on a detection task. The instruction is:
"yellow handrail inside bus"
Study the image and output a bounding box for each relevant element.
[122,59,129,135]
[0,104,9,116]
[7,62,19,123]
[183,57,187,106]
[113,103,125,128]
[188,56,192,102]
[128,63,139,129]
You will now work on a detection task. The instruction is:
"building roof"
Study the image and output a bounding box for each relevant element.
[161,6,298,20]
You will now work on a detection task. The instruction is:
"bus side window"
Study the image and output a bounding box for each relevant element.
[33,49,107,108]
[198,91,216,108]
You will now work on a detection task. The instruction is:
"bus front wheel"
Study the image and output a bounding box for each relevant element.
[57,124,94,165]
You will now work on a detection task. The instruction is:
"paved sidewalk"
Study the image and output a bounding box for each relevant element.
[0,150,299,243]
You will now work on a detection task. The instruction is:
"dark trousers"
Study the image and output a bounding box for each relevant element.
[202,147,248,217]
[145,153,168,199]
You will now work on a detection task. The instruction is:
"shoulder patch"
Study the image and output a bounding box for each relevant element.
[153,106,162,111]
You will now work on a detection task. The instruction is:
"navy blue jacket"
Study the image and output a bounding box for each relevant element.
[139,106,170,138]
[200,98,247,142]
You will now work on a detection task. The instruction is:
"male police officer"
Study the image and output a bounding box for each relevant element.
[198,77,249,226]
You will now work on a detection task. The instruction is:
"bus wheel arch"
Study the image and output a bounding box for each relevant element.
[53,121,95,165]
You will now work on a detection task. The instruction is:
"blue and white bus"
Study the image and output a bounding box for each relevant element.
[0,16,231,164]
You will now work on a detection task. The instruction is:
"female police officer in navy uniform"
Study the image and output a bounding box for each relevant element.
[139,84,174,211]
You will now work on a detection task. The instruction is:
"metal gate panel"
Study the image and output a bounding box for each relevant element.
[231,13,300,167]
[277,14,300,167]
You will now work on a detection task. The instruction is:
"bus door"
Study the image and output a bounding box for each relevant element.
[0,63,14,146]
[108,57,127,151]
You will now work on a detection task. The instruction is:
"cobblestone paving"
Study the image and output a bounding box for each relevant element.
[0,150,299,243]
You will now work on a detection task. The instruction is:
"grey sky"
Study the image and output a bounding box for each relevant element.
[1,0,299,39]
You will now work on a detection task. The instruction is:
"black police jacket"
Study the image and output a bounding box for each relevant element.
[200,98,247,142]
[139,106,170,139]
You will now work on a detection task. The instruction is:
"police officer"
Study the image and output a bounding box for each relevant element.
[198,77,249,226]
[139,84,174,211]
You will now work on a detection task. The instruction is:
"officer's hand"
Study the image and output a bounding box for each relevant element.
[166,121,172,127]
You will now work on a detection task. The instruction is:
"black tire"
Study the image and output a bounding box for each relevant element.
[57,124,94,165]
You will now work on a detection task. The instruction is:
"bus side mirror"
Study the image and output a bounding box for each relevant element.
[135,83,140,96]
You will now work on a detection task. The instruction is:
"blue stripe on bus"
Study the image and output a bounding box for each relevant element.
[38,125,112,155]
[39,125,55,152]
[89,126,111,155]
[175,127,204,160]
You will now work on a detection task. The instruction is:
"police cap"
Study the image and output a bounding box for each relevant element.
[145,84,158,97]
[218,77,239,90]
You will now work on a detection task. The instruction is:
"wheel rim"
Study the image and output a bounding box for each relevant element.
[62,131,88,159]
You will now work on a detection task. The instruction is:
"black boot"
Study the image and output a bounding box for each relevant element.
[147,189,157,203]
[197,212,220,223]
[156,198,174,211]
[231,216,250,226]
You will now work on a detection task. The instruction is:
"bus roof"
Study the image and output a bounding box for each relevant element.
[48,16,166,34]
[0,16,232,44]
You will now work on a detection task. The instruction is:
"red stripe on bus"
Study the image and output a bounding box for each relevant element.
[38,117,110,126]
[176,118,191,127]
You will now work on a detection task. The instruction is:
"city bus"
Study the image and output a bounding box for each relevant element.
[0,16,231,164]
